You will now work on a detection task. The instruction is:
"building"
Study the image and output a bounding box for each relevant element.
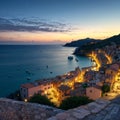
[20,67,81,101]
[70,87,85,97]
[20,83,41,100]
[86,86,102,100]
[20,81,53,100]
[58,85,71,100]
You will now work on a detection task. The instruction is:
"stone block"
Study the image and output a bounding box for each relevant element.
[72,108,90,119]
[87,102,104,113]
[56,112,70,120]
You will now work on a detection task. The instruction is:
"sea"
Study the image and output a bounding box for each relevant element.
[0,45,92,97]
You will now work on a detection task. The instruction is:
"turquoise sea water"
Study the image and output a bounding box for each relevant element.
[0,45,92,97]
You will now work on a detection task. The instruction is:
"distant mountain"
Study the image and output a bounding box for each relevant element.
[73,33,120,56]
[103,34,120,44]
[64,38,100,47]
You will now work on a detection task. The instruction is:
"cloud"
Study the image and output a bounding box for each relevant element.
[0,17,70,32]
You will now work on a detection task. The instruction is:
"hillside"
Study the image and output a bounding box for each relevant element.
[73,34,120,56]
[64,38,100,47]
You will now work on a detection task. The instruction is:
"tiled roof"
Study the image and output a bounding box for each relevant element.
[21,83,35,88]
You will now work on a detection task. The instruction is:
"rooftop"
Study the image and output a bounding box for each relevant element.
[21,83,35,89]
[58,85,71,91]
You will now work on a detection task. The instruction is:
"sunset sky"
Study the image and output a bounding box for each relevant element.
[0,0,120,44]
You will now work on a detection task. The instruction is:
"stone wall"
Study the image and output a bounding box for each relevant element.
[0,98,112,120]
[0,98,63,120]
[48,99,110,120]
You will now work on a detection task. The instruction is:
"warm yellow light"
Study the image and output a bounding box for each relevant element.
[24,99,28,102]
[93,67,97,71]
[68,73,70,76]
[75,78,77,81]
[44,91,47,94]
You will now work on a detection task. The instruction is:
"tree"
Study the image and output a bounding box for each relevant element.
[7,90,22,101]
[82,83,88,88]
[102,84,110,93]
[28,94,55,107]
[59,96,93,110]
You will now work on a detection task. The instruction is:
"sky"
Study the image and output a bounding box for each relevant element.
[0,0,120,44]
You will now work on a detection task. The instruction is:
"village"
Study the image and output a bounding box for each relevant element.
[20,42,120,106]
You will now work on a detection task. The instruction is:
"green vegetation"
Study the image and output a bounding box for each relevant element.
[102,84,110,93]
[7,90,22,101]
[59,96,93,110]
[82,83,88,88]
[29,94,55,107]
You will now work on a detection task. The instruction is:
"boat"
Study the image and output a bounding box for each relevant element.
[27,77,31,80]
[25,70,31,75]
[75,58,78,62]
[68,56,73,60]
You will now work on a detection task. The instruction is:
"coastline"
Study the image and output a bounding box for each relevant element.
[2,45,91,97]
[19,42,120,106]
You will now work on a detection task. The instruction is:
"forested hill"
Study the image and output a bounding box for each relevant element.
[73,34,120,56]
[64,38,100,47]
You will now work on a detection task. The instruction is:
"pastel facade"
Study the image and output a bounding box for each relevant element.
[20,82,53,100]
[20,83,41,100]
[86,86,102,100]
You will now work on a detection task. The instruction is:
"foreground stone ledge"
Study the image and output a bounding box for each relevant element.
[48,99,111,120]
[95,98,111,105]
[0,98,63,120]
[0,98,111,120]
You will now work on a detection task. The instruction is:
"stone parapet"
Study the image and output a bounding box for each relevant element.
[48,99,110,120]
[0,98,114,120]
[0,98,63,120]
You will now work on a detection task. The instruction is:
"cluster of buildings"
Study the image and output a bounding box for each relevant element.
[20,67,82,105]
[20,42,120,106]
